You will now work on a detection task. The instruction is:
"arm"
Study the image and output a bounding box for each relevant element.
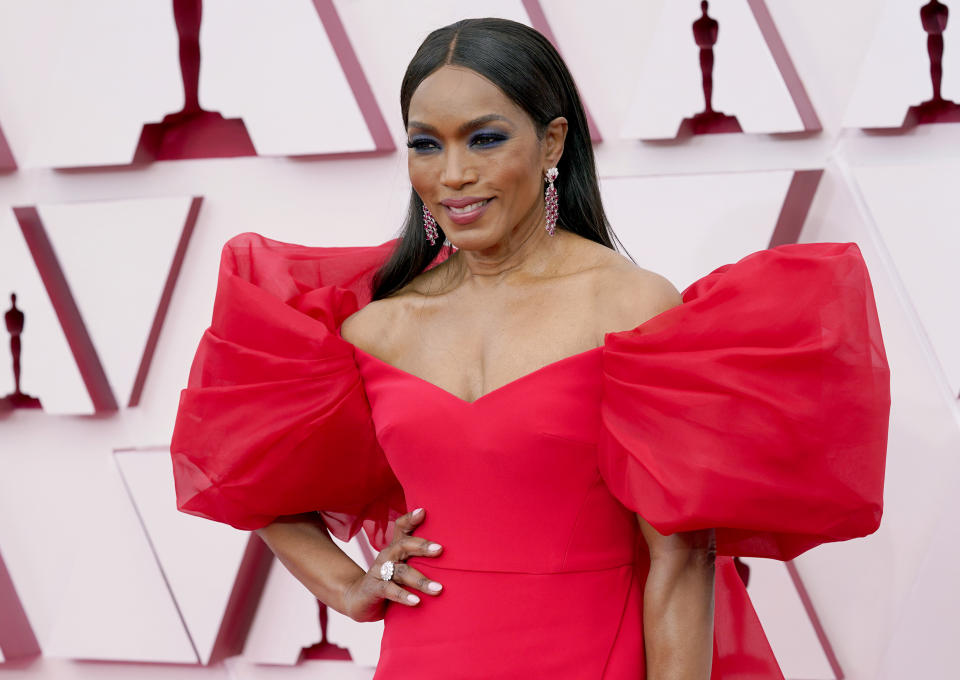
[638,515,716,680]
[254,512,366,617]
[254,508,445,623]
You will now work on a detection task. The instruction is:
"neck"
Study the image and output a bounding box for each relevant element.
[456,207,559,285]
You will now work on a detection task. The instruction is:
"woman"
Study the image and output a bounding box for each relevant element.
[170,18,890,680]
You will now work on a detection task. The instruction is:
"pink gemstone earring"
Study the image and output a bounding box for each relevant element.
[422,204,439,245]
[544,167,559,236]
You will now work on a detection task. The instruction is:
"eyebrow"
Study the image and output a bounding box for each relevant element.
[407,114,513,135]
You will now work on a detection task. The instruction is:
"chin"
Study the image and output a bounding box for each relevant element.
[445,232,505,253]
[442,224,503,251]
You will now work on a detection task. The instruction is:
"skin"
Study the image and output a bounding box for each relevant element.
[258,65,716,678]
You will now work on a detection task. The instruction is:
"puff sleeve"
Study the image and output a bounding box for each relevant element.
[599,242,890,560]
[170,232,406,549]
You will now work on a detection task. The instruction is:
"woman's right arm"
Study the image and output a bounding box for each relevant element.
[254,508,444,622]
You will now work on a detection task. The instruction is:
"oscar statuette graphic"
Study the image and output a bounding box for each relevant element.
[905,0,960,125]
[1,293,42,412]
[134,0,256,161]
[678,0,743,136]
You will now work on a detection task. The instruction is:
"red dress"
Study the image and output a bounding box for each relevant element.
[170,233,890,679]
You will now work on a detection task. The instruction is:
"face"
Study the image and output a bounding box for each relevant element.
[405,65,565,252]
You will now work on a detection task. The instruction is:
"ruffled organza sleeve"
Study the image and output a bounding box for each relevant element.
[599,242,890,560]
[170,232,406,549]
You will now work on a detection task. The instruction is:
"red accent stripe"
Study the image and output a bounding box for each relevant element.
[0,547,40,660]
[208,534,274,664]
[747,0,821,131]
[769,169,823,248]
[786,560,844,679]
[310,0,395,152]
[0,121,16,171]
[129,196,202,407]
[13,206,118,412]
[521,0,604,143]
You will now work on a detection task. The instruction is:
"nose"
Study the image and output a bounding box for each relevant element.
[440,147,476,189]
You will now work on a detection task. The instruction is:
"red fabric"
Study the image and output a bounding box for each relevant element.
[600,241,890,560]
[170,234,889,678]
[169,232,405,549]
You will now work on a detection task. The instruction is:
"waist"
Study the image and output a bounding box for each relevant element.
[399,477,641,573]
[404,552,634,575]
[376,563,642,680]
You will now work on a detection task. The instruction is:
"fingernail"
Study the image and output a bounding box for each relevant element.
[427,543,442,552]
[407,593,420,604]
[413,508,424,516]
[428,581,443,592]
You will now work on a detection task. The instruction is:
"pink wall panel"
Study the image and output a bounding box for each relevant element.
[0,1,956,678]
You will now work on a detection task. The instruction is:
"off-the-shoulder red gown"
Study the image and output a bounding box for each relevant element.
[170,233,890,679]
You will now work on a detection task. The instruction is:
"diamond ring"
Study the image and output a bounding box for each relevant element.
[379,560,395,582]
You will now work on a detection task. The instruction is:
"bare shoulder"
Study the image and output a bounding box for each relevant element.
[340,296,404,356]
[581,242,682,334]
[339,258,455,356]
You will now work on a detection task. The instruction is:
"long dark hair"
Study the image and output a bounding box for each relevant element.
[372,17,622,300]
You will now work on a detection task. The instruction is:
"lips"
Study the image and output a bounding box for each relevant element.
[441,196,490,208]
[446,199,489,215]
[439,197,494,225]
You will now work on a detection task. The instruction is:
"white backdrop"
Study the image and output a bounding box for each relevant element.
[0,1,957,678]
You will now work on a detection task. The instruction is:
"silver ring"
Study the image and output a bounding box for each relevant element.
[379,560,396,582]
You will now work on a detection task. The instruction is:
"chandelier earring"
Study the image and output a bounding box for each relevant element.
[544,167,559,236]
[422,204,439,246]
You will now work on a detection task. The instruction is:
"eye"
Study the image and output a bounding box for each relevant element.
[470,131,508,148]
[406,136,440,153]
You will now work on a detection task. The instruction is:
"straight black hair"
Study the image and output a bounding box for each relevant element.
[371,17,624,300]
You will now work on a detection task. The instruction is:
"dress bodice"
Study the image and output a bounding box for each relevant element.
[356,346,639,574]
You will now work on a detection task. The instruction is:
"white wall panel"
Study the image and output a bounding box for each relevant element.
[38,197,194,408]
[622,0,805,139]
[0,1,180,168]
[241,562,321,666]
[743,558,836,680]
[877,475,960,679]
[0,211,93,414]
[44,455,197,662]
[852,162,960,396]
[600,171,793,289]
[201,0,374,155]
[115,448,248,665]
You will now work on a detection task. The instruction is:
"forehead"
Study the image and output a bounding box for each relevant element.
[407,65,528,128]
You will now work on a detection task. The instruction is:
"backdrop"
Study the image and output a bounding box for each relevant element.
[0,1,957,678]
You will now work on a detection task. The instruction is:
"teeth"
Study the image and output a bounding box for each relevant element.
[448,199,488,214]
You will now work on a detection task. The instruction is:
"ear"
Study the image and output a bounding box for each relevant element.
[542,116,568,171]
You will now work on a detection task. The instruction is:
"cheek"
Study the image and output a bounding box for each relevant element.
[496,156,541,210]
[407,157,430,198]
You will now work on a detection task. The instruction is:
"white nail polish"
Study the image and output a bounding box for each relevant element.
[407,593,420,604]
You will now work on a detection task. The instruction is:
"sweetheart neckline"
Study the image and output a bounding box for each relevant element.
[337,287,691,406]
[351,344,604,406]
